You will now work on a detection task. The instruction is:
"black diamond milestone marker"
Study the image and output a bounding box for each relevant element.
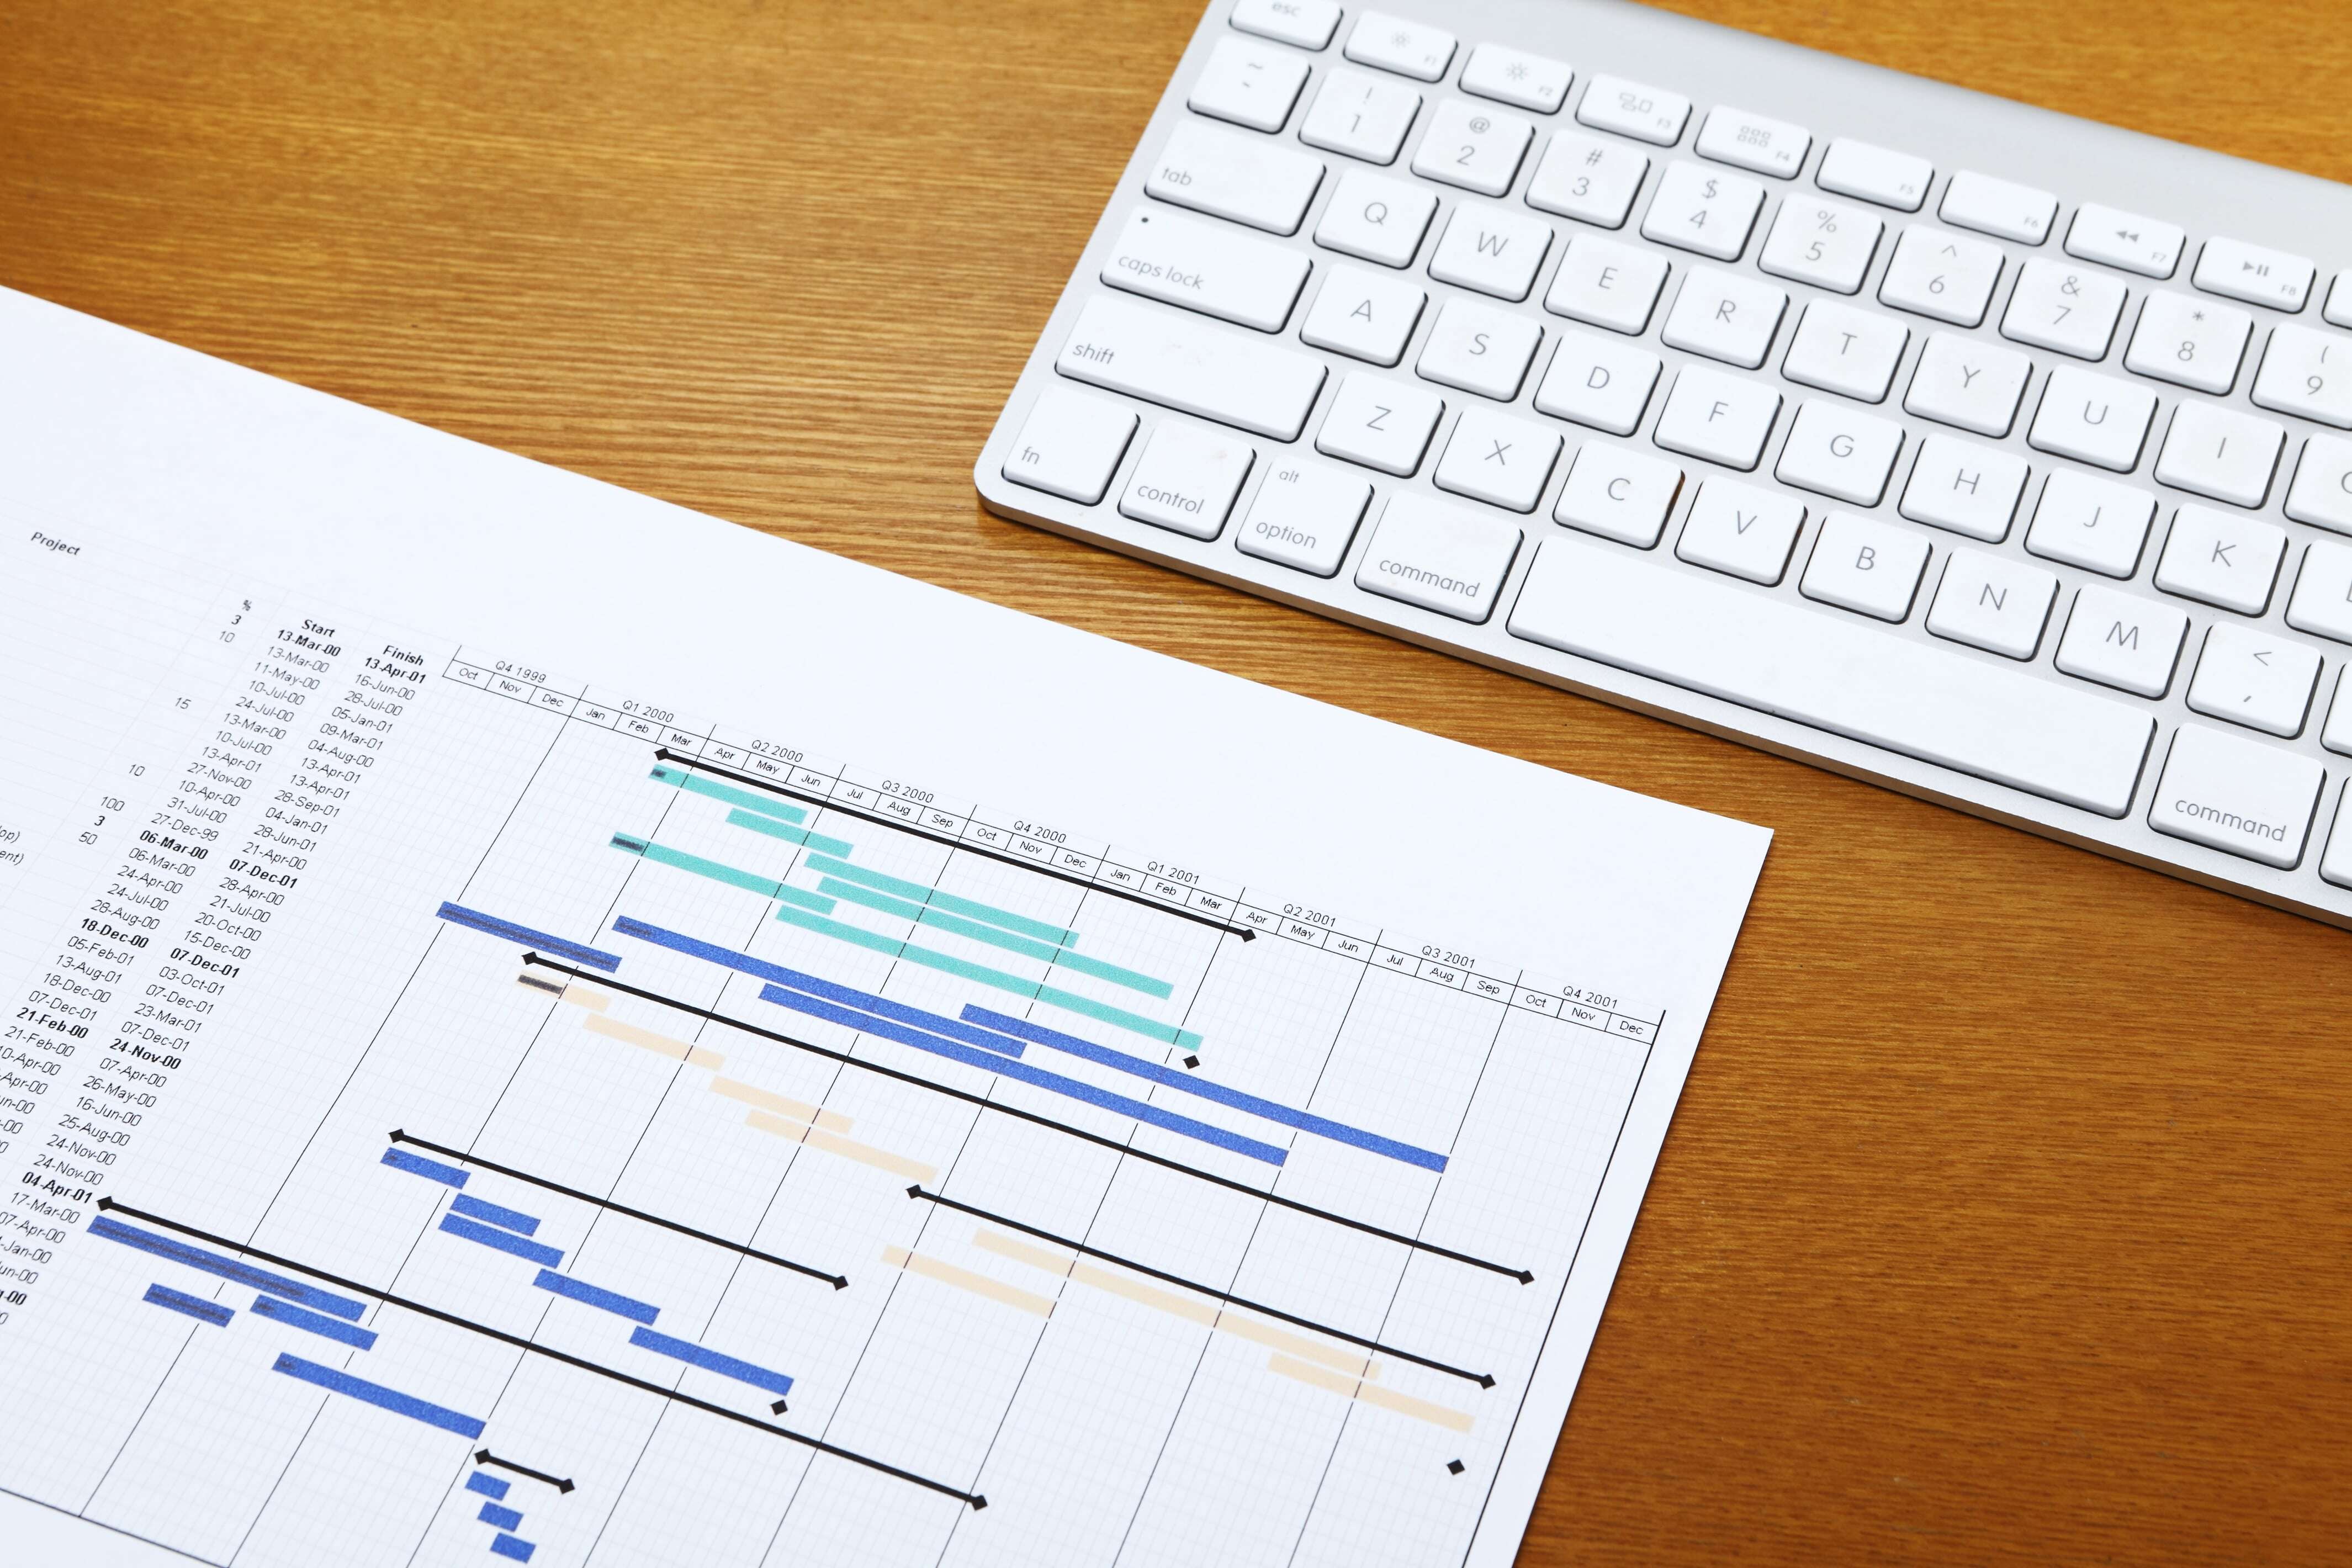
[1447,1459,1466,1475]
[1184,1055,1200,1069]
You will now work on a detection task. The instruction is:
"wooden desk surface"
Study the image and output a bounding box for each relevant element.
[3,1,2346,1560]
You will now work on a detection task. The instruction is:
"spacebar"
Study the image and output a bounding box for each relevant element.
[1506,538,2156,816]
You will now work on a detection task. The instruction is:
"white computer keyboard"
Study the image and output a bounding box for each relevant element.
[973,0,2352,930]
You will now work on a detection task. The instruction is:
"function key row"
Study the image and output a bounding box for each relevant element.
[1217,4,2349,321]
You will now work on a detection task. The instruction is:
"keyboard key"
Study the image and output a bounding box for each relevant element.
[1313,169,1438,267]
[2187,624,2323,737]
[1147,121,1326,235]
[1509,537,2157,815]
[2251,325,2352,428]
[2028,367,2158,472]
[2154,504,2286,615]
[1235,458,1370,575]
[1783,300,1908,402]
[2056,585,2189,698]
[2153,402,2285,508]
[1640,161,1765,262]
[1101,208,1311,331]
[2325,783,2352,884]
[2287,538,2352,644]
[2026,470,2157,578]
[1189,36,1311,133]
[2063,203,2186,279]
[1354,493,1522,621]
[1553,442,1684,546]
[1938,169,2057,245]
[1900,434,2030,541]
[1416,298,1543,399]
[1543,234,1670,333]
[1427,203,1553,300]
[1879,225,2005,327]
[1575,73,1691,146]
[2001,258,2128,361]
[1660,267,1787,369]
[1412,98,1535,196]
[1231,0,1341,50]
[1757,196,1883,294]
[1675,479,1805,583]
[1533,331,1661,435]
[2194,237,2314,312]
[2332,674,2352,756]
[1524,132,1649,228]
[1652,365,1782,470]
[1300,264,1428,365]
[1459,44,1574,115]
[1814,138,1932,211]
[1300,67,1424,165]
[1802,512,1931,621]
[2149,724,2324,867]
[1904,331,2031,437]
[2287,436,2352,534]
[1695,107,1811,180]
[1774,400,1904,506]
[1315,372,1445,474]
[1119,420,1254,539]
[2123,291,2253,395]
[2330,274,2352,330]
[1058,295,1328,440]
[1926,549,2058,658]
[1002,385,1137,504]
[1434,405,1562,512]
[1343,12,1456,81]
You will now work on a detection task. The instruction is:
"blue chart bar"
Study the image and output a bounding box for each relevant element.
[384,1147,471,1188]
[450,1193,541,1236]
[627,1326,794,1396]
[533,1268,659,1325]
[272,1353,486,1439]
[615,915,1281,1163]
[435,902,622,973]
[756,982,1286,1166]
[478,1501,524,1530]
[252,1294,379,1350]
[616,915,1023,1055]
[961,1006,1452,1173]
[440,1214,564,1268]
[142,1283,232,1327]
[490,1534,537,1562]
[465,1472,511,1501]
[92,1216,368,1322]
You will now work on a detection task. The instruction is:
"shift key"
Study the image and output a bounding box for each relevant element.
[1100,207,1312,332]
[1057,295,1327,441]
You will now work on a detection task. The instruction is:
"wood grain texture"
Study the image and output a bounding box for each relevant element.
[1,1,2346,1561]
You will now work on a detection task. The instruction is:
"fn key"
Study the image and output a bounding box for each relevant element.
[1003,386,1137,505]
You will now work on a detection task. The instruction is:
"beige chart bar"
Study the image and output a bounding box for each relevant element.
[1265,1354,1475,1433]
[973,1228,1381,1379]
[712,1075,852,1134]
[743,1109,939,1184]
[882,1245,1055,1318]
[582,1012,728,1070]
